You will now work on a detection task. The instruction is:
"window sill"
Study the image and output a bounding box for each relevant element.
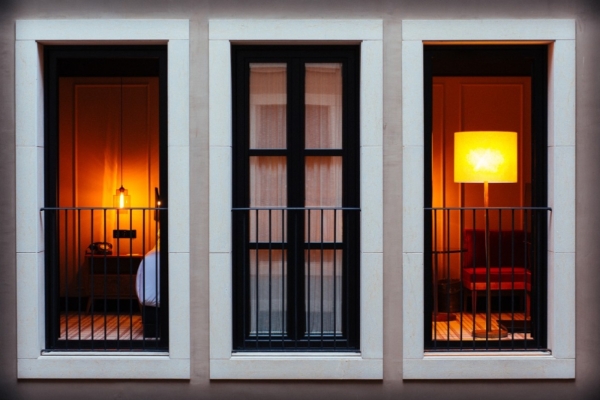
[210,353,382,380]
[18,354,189,379]
[404,352,574,379]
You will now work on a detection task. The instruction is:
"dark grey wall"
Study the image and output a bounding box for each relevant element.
[1,1,599,399]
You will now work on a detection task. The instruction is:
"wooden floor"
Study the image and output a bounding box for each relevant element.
[60,311,529,342]
[59,312,143,340]
[432,312,531,341]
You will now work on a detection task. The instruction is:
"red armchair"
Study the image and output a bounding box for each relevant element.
[462,229,532,314]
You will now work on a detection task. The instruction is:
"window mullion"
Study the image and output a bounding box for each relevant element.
[286,58,306,341]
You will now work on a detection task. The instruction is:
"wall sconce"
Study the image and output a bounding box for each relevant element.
[454,131,518,338]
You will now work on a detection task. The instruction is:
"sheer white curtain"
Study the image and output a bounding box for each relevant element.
[249,64,288,334]
[249,63,343,336]
[304,64,343,335]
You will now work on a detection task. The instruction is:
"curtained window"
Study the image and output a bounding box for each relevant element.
[232,46,360,351]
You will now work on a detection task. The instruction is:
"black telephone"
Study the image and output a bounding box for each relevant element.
[87,242,113,255]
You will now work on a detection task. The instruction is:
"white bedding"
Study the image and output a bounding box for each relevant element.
[136,247,160,307]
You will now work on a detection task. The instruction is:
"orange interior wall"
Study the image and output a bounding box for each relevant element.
[58,77,159,295]
[431,76,531,279]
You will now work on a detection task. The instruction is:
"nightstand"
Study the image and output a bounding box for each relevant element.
[84,254,143,313]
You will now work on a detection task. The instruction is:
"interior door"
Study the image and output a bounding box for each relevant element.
[431,76,532,280]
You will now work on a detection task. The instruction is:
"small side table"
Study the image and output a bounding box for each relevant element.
[84,254,143,313]
[432,249,465,322]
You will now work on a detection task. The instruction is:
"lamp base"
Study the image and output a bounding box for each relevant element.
[473,328,508,338]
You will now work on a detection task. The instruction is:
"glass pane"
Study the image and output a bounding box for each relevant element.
[305,156,342,242]
[305,63,342,149]
[250,156,287,242]
[250,63,287,149]
[250,250,287,335]
[305,250,342,335]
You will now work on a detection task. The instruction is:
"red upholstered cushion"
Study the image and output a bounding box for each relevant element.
[462,267,531,291]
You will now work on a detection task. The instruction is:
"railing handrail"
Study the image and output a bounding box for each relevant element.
[425,206,551,211]
[41,207,168,211]
[232,206,361,211]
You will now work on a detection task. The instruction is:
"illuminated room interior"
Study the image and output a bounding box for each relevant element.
[430,75,534,342]
[55,76,160,341]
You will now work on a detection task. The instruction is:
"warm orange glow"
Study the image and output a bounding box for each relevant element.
[113,186,131,209]
[454,131,518,183]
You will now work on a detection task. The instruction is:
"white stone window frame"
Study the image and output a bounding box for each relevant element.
[401,19,576,379]
[15,19,190,379]
[209,19,383,380]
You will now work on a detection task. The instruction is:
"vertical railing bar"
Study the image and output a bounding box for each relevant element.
[241,212,247,350]
[471,209,476,350]
[64,210,69,345]
[538,211,542,349]
[116,209,121,350]
[255,209,259,349]
[484,206,489,350]
[254,210,260,349]
[77,209,82,347]
[535,211,542,349]
[103,209,108,350]
[511,209,516,350]
[281,209,285,349]
[459,208,464,350]
[89,210,94,348]
[340,208,350,347]
[154,210,159,349]
[54,211,59,348]
[524,209,529,350]
[150,213,157,348]
[333,209,337,349]
[294,212,299,350]
[142,210,146,349]
[128,210,134,348]
[268,209,273,349]
[497,210,502,351]
[432,209,437,348]
[446,208,451,349]
[345,211,350,349]
[307,209,311,347]
[320,209,324,348]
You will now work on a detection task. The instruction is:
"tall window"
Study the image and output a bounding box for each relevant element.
[423,46,548,351]
[231,46,360,351]
[43,46,169,351]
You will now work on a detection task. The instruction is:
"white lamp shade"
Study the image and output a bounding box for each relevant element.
[454,131,518,183]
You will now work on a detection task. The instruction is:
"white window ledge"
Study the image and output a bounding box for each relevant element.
[401,19,576,379]
[15,19,191,380]
[208,19,383,380]
[212,354,381,380]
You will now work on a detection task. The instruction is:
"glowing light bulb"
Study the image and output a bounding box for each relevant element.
[113,186,130,209]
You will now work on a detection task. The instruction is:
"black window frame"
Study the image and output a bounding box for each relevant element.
[43,45,169,350]
[423,45,549,350]
[231,45,361,351]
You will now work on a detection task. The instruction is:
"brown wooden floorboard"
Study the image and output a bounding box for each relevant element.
[432,312,531,341]
[60,312,143,341]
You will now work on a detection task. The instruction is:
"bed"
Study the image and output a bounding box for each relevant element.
[136,246,160,337]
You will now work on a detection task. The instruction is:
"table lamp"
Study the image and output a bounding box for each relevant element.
[454,131,517,338]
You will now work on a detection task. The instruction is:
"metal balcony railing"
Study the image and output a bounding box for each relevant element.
[231,206,360,351]
[41,207,167,351]
[425,206,550,352]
